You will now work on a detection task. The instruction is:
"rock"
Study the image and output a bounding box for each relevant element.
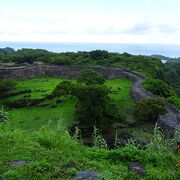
[118,132,134,146]
[117,132,150,147]
[128,162,146,177]
[67,161,76,168]
[136,138,151,147]
[73,171,98,180]
[158,111,180,136]
[5,160,31,167]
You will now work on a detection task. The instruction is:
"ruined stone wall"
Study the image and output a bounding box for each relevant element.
[0,63,179,134]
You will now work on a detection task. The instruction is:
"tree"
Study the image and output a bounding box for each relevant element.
[51,81,73,98]
[134,98,167,121]
[0,80,17,98]
[143,78,176,98]
[73,84,123,131]
[77,70,105,85]
[89,50,109,60]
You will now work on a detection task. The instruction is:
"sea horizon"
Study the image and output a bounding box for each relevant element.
[0,41,180,58]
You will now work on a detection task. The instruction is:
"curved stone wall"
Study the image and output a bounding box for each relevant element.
[0,63,179,135]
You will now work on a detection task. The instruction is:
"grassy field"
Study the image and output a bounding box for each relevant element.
[0,122,179,179]
[1,77,179,179]
[1,77,134,131]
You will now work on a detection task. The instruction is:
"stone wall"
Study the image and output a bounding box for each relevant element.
[0,63,179,135]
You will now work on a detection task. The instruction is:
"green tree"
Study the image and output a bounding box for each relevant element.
[134,98,167,121]
[77,70,105,85]
[73,84,123,131]
[143,78,176,98]
[89,50,109,60]
[51,81,73,98]
[0,80,17,98]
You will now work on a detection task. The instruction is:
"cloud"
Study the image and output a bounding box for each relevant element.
[121,22,180,36]
[124,23,152,34]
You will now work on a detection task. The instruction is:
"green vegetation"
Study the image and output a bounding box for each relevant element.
[143,78,180,109]
[0,77,134,131]
[0,49,165,79]
[0,80,17,98]
[134,98,167,122]
[143,78,176,98]
[0,49,180,179]
[74,84,123,131]
[77,70,105,85]
[0,121,179,179]
[0,107,9,123]
[0,47,15,55]
[165,61,180,97]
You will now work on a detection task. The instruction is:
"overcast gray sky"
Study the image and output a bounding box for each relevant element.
[0,0,180,44]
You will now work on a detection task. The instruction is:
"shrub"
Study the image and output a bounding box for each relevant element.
[77,70,105,85]
[74,84,123,131]
[0,107,9,122]
[167,96,180,109]
[51,81,73,98]
[143,78,176,98]
[134,98,167,121]
[0,80,17,98]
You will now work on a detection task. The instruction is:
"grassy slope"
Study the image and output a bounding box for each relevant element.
[0,123,179,179]
[0,78,179,179]
[4,77,134,131]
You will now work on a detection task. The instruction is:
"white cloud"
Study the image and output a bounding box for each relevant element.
[0,0,180,44]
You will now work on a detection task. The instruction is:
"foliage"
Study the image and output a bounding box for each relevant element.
[143,78,176,98]
[0,121,179,179]
[0,77,133,131]
[0,107,9,122]
[165,61,180,97]
[0,80,17,98]
[77,70,105,85]
[50,81,74,97]
[167,96,180,109]
[92,126,108,149]
[74,84,123,130]
[0,47,14,56]
[0,49,165,79]
[143,78,180,109]
[134,98,167,121]
[89,50,109,60]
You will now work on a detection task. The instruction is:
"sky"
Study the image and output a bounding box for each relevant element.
[0,0,180,44]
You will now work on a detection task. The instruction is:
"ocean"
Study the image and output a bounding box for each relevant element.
[0,42,180,58]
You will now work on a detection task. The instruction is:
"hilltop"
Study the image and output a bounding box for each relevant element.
[0,49,180,179]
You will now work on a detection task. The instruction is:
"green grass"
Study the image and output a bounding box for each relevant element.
[1,77,134,131]
[0,77,179,179]
[105,78,135,110]
[0,123,179,179]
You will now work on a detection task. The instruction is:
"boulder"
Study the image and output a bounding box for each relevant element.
[5,160,32,167]
[73,171,98,180]
[128,162,146,177]
[158,111,180,136]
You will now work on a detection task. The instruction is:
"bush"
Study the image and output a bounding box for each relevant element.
[0,80,17,98]
[134,98,167,121]
[74,84,123,131]
[77,70,105,85]
[51,81,73,98]
[143,78,176,98]
[167,96,180,109]
[0,107,9,122]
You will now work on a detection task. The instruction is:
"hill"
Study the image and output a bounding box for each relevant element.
[0,47,15,56]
